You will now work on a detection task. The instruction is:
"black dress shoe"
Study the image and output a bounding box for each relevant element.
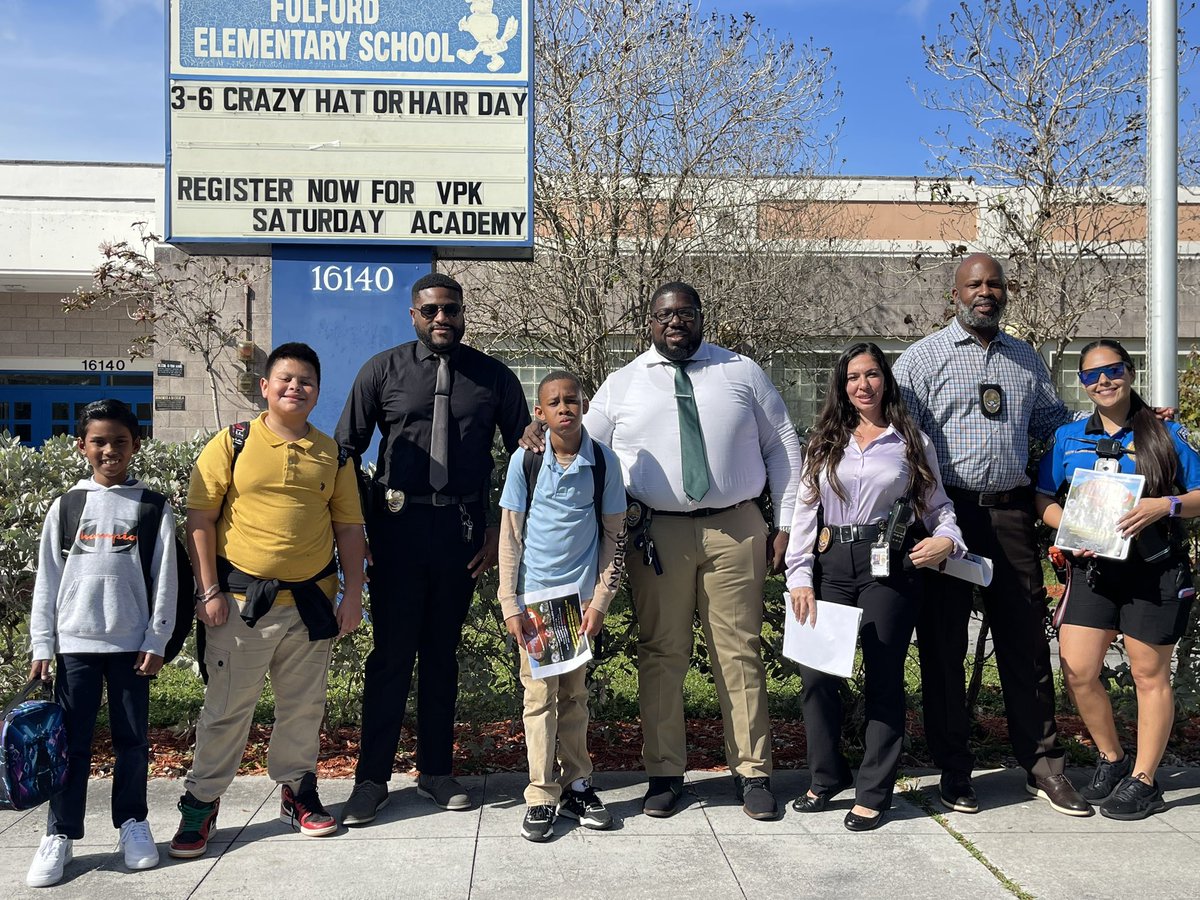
[643,776,685,818]
[938,771,979,813]
[791,780,852,813]
[844,809,884,832]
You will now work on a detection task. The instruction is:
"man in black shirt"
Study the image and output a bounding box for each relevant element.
[336,272,529,823]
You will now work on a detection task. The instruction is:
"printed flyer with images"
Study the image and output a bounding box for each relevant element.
[517,584,592,679]
[1055,469,1145,560]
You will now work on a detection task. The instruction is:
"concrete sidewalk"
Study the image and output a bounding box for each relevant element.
[2,767,1198,899]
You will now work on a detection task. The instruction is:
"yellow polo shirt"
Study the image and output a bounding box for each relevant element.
[187,413,364,599]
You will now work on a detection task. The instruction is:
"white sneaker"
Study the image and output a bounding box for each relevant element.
[117,818,160,870]
[27,834,72,887]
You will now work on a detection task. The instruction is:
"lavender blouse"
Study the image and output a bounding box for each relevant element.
[785,425,966,590]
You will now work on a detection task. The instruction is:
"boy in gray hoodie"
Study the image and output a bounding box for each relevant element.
[26,398,178,888]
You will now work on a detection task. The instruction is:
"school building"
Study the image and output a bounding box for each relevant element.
[3,159,1200,445]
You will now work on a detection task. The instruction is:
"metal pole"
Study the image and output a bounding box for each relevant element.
[1147,0,1179,406]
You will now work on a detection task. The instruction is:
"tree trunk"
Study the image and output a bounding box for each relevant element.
[205,359,223,428]
[965,611,990,715]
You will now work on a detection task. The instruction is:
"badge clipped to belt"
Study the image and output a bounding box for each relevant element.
[385,489,407,514]
[817,525,832,554]
[979,383,1003,419]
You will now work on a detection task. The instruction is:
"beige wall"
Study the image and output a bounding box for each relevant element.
[0,291,145,360]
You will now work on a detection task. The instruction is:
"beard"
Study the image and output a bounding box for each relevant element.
[651,331,701,362]
[417,321,464,351]
[956,301,1004,331]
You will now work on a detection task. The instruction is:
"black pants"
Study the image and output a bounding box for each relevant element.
[801,541,919,811]
[916,492,1063,778]
[355,502,484,783]
[48,652,149,838]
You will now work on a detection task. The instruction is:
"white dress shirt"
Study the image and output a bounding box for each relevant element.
[583,342,802,524]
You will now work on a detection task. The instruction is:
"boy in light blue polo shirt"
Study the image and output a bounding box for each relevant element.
[498,370,627,842]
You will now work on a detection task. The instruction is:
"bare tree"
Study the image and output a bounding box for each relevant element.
[62,223,266,427]
[455,0,849,391]
[915,0,1174,380]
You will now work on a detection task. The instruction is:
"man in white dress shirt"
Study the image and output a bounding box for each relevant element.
[584,282,802,820]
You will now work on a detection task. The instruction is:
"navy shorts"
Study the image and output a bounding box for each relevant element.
[1063,554,1195,645]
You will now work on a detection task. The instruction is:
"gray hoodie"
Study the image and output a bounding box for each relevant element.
[29,478,178,659]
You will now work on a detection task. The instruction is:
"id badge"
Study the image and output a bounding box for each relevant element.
[870,542,890,578]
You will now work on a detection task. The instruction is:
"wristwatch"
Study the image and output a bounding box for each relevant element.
[1167,496,1183,518]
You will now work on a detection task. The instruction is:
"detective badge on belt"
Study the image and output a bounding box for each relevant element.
[979,383,1003,419]
[385,489,407,513]
[817,526,832,553]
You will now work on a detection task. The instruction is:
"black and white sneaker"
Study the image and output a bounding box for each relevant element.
[559,784,613,830]
[521,804,556,842]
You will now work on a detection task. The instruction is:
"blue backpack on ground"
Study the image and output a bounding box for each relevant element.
[0,679,69,811]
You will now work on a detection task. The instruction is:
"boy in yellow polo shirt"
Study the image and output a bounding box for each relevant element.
[170,342,365,857]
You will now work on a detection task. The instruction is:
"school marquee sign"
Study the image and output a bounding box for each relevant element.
[166,0,533,249]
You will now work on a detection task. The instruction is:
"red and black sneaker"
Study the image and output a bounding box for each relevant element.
[169,792,220,859]
[280,772,337,837]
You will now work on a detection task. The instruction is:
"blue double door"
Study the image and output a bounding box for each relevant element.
[0,372,154,445]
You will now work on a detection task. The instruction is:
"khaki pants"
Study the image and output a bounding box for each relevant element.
[628,502,771,778]
[186,598,332,802]
[519,650,592,805]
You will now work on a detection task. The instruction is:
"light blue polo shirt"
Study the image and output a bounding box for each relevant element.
[500,431,626,596]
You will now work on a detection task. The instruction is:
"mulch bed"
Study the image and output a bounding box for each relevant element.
[88,712,1200,780]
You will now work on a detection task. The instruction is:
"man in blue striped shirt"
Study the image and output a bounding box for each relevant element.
[893,253,1091,818]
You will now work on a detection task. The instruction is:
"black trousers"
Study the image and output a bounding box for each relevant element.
[916,492,1063,778]
[355,501,484,783]
[801,541,919,811]
[48,652,149,838]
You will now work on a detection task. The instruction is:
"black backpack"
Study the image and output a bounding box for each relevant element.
[58,488,194,664]
[521,438,608,536]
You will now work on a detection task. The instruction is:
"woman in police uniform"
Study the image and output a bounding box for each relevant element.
[1036,339,1200,821]
[785,343,964,831]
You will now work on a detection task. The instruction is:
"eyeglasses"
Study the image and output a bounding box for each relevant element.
[416,302,464,320]
[1078,362,1127,386]
[649,307,700,325]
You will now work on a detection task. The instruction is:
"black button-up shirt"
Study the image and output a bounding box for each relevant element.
[335,340,529,497]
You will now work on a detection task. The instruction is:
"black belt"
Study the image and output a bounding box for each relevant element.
[827,523,883,544]
[406,491,483,507]
[652,500,747,519]
[947,486,1032,508]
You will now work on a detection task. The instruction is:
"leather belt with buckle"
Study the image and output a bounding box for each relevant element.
[407,491,484,507]
[652,500,747,519]
[948,486,1030,508]
[827,523,883,545]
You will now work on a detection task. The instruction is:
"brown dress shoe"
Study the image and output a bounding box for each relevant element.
[1025,773,1093,817]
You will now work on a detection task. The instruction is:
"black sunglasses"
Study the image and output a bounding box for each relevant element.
[416,302,464,320]
[1078,362,1127,386]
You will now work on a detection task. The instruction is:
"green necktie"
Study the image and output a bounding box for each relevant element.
[672,361,711,502]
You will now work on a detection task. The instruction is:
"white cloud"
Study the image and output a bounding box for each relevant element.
[900,0,932,20]
[97,0,163,27]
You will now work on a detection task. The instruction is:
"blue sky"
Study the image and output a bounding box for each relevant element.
[0,1,1187,176]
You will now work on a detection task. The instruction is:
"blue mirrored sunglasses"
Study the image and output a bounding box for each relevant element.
[1078,362,1127,386]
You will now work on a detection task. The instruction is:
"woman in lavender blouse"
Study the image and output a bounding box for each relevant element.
[785,342,965,831]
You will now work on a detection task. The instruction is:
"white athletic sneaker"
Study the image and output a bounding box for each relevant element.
[27,834,73,887]
[117,818,160,870]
